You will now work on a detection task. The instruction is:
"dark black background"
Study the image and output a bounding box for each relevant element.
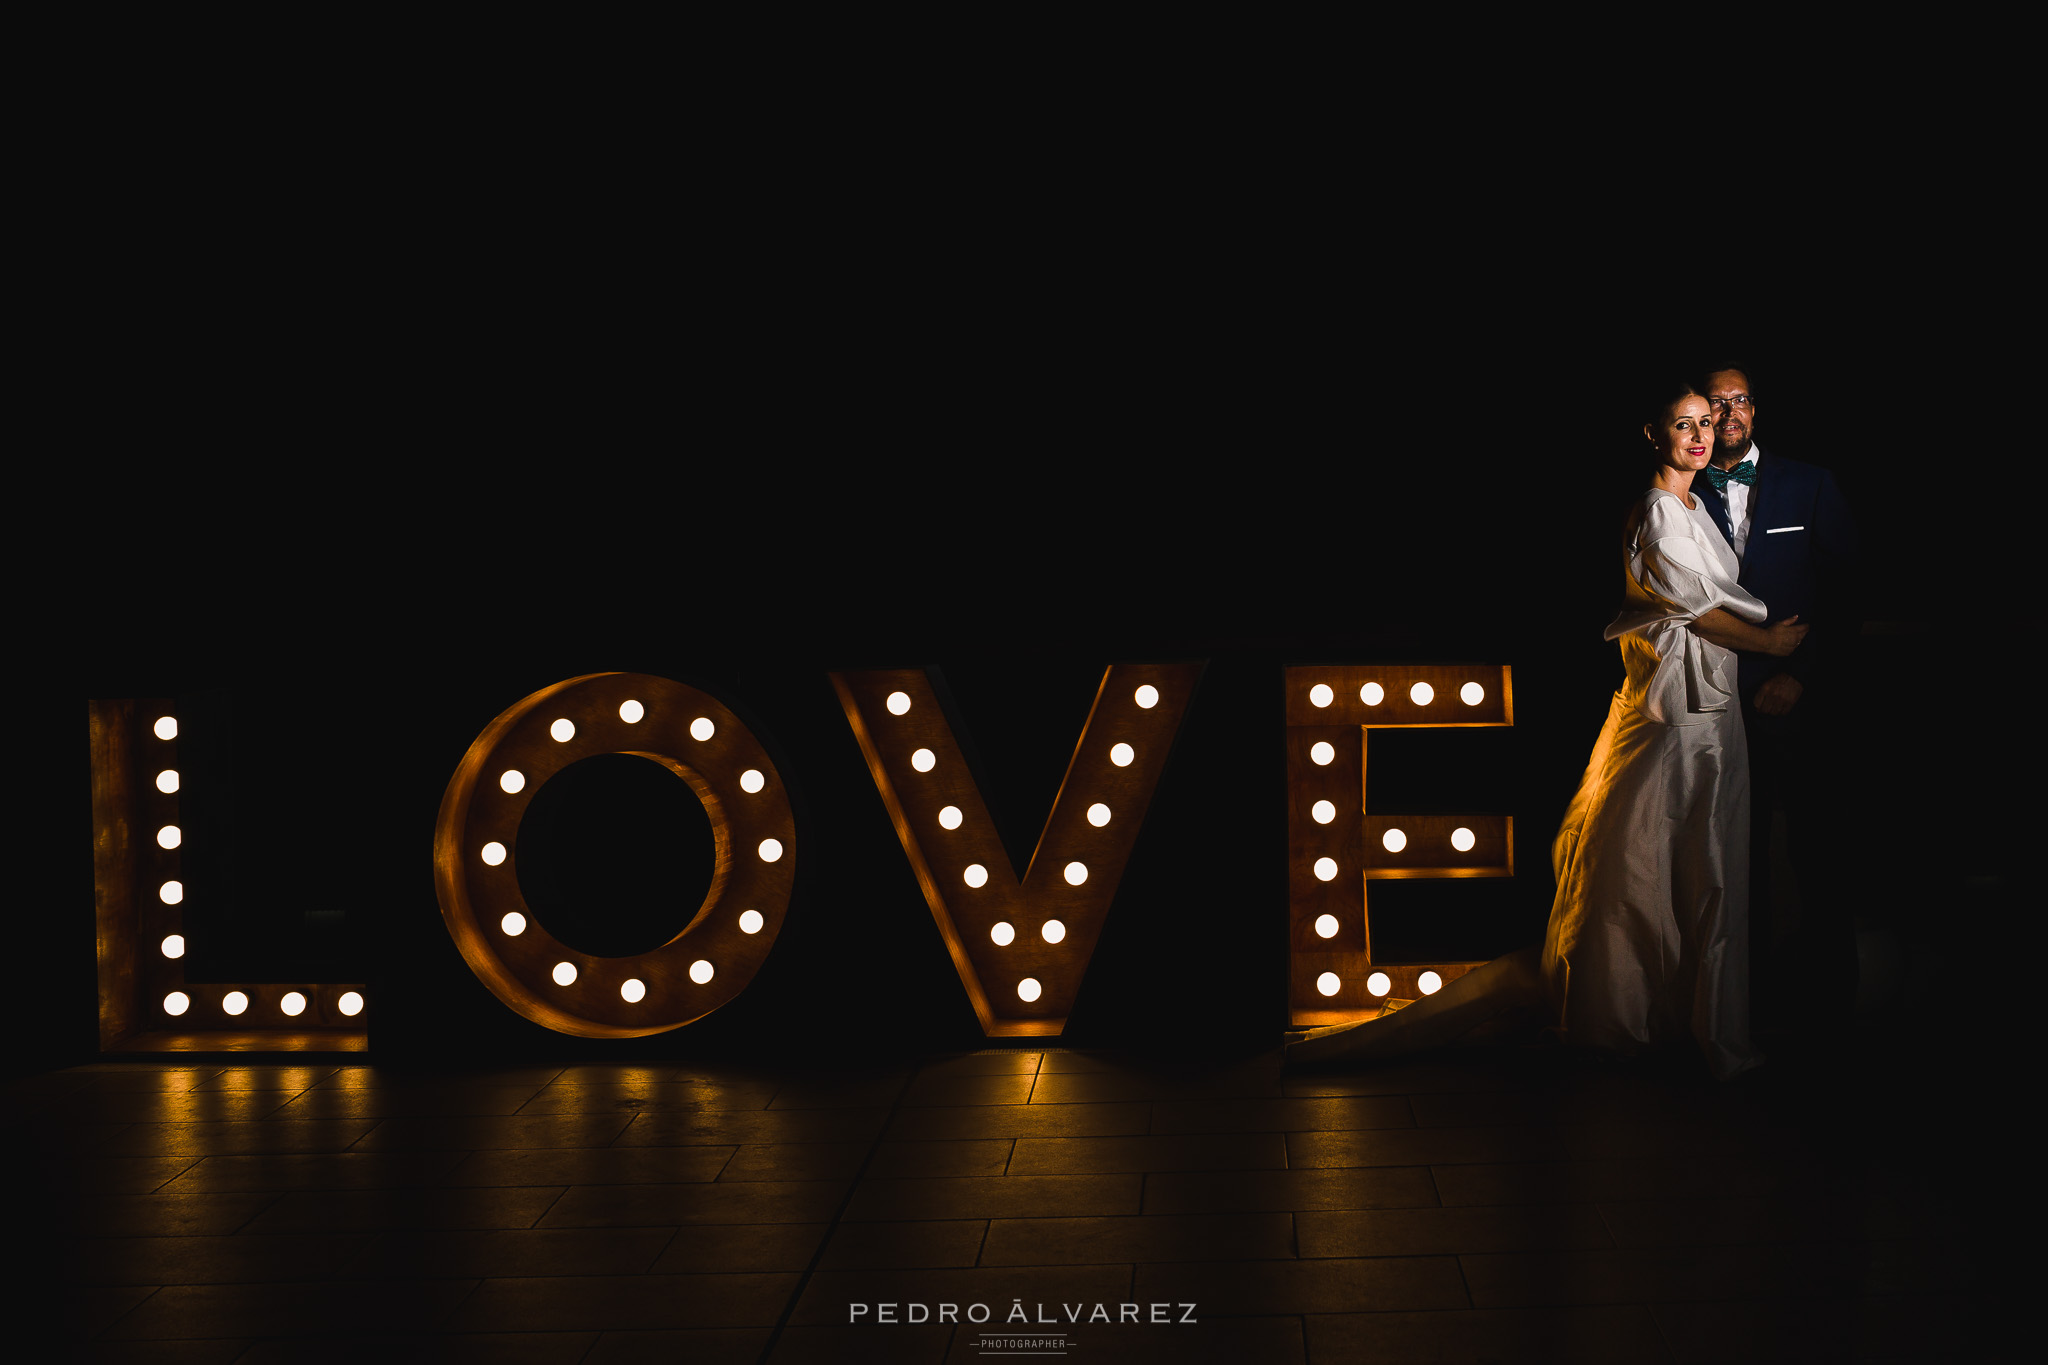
[24,136,2005,1069]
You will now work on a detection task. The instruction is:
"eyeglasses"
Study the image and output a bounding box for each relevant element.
[1706,395,1753,411]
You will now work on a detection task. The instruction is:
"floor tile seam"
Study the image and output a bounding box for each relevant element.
[756,1063,924,1365]
[1448,1237,1478,1312]
[1291,1301,1674,1346]
[1591,1231,1937,1255]
[1006,1165,1297,1180]
[523,1183,576,1231]
[144,1156,207,1194]
[88,1282,169,1341]
[81,1119,139,1154]
[1454,1236,1931,1262]
[1145,1163,1437,1182]
[212,1189,289,1237]
[1456,1275,1928,1310]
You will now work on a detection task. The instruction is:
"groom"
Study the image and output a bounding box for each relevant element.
[1692,366,1860,1041]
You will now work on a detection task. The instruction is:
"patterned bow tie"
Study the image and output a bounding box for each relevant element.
[1706,462,1756,492]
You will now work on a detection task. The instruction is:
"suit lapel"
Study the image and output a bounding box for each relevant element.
[1745,445,1770,535]
[1729,447,1769,585]
[1696,476,1736,546]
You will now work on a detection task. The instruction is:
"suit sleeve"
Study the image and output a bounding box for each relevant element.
[1775,467,1859,688]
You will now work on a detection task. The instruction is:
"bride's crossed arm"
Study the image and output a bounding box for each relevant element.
[1690,609,1808,657]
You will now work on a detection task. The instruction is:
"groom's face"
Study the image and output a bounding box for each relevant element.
[1705,370,1756,456]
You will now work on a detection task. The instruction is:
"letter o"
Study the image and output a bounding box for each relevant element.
[433,672,795,1037]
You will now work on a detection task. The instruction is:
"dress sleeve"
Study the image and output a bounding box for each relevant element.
[1607,495,1767,641]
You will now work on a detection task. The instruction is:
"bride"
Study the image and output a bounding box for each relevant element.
[1287,387,1808,1080]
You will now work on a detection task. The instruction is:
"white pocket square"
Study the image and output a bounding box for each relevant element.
[1764,525,1805,534]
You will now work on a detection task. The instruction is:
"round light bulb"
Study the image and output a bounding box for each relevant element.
[156,770,180,794]
[1134,685,1159,709]
[886,691,912,715]
[689,959,714,984]
[1041,919,1067,944]
[619,700,644,723]
[621,979,646,1003]
[281,991,307,1017]
[964,864,989,889]
[1086,803,1111,827]
[1314,914,1340,939]
[1063,861,1088,886]
[1310,742,1335,766]
[157,825,182,850]
[690,717,715,742]
[223,991,249,1016]
[160,880,183,905]
[153,716,179,741]
[500,912,527,936]
[1410,682,1434,706]
[499,769,525,794]
[738,909,764,934]
[161,934,185,959]
[1460,682,1485,706]
[481,841,507,866]
[1311,800,1336,825]
[740,769,765,793]
[938,805,963,830]
[1017,978,1042,1003]
[1382,828,1407,853]
[164,991,190,1016]
[1367,971,1392,997]
[911,748,936,772]
[991,921,1016,946]
[1419,971,1444,995]
[1451,827,1477,852]
[1360,683,1384,705]
[552,961,578,986]
[1310,684,1334,708]
[1109,743,1135,767]
[1316,972,1342,998]
[1314,857,1339,882]
[758,838,784,863]
[550,718,576,742]
[338,991,364,1016]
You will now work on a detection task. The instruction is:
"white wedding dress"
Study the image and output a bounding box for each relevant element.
[1289,487,1769,1079]
[1543,487,1767,1080]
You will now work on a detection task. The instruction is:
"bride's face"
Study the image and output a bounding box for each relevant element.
[1646,396,1715,477]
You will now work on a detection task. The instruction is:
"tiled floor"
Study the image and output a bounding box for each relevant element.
[8,1039,1985,1362]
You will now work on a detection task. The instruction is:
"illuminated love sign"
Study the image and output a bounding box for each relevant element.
[1284,664,1514,1026]
[431,672,797,1038]
[831,664,1202,1036]
[87,661,1515,1051]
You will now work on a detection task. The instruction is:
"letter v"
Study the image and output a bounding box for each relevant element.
[830,664,1203,1036]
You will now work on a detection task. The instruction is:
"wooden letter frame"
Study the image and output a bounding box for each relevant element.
[433,672,796,1038]
[89,698,370,1052]
[1286,665,1514,1027]
[832,664,1202,1037]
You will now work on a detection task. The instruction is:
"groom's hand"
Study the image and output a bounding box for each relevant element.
[1755,673,1803,716]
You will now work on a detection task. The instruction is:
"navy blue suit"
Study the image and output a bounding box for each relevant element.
[1692,447,1859,702]
[1693,445,1859,1036]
